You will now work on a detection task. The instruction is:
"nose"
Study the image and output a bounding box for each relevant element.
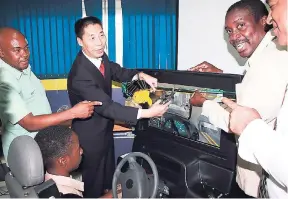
[21,48,29,58]
[266,11,273,25]
[80,147,83,155]
[94,35,103,46]
[230,30,241,42]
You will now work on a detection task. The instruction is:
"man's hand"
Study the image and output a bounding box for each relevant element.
[222,97,261,135]
[70,100,102,119]
[148,100,171,117]
[188,61,223,73]
[101,185,122,198]
[138,72,158,92]
[141,100,170,118]
[189,91,206,107]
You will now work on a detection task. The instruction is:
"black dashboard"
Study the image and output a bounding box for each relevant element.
[132,69,243,198]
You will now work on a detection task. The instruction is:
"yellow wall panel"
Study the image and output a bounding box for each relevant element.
[41,79,121,90]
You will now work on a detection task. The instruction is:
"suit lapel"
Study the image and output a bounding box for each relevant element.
[78,52,110,94]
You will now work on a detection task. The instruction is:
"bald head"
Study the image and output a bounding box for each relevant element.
[0,27,30,71]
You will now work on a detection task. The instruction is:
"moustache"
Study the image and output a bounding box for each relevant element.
[19,60,29,64]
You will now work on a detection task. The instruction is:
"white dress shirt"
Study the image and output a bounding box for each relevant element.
[82,51,142,119]
[238,86,288,198]
[201,31,288,197]
[223,64,247,75]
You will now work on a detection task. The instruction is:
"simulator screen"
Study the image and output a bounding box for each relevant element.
[125,82,231,148]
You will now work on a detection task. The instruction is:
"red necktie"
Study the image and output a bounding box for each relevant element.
[99,62,105,77]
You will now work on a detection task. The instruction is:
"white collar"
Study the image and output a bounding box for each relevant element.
[246,31,276,67]
[82,50,102,68]
[45,172,84,197]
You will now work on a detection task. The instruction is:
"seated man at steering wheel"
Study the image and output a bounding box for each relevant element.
[34,125,122,198]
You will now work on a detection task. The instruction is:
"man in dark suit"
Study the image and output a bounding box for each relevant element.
[67,16,169,198]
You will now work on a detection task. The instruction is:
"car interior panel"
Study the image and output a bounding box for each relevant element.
[127,70,243,198]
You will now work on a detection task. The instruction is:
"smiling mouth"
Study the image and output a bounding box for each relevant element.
[234,42,247,52]
[20,60,29,65]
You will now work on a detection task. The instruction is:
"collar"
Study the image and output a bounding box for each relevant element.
[246,30,276,67]
[0,59,31,80]
[45,172,84,197]
[82,50,102,68]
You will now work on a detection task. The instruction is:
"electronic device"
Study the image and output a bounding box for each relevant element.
[132,69,243,198]
[159,90,175,105]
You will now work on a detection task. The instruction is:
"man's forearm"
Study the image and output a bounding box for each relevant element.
[238,119,288,187]
[60,119,72,127]
[18,110,74,132]
[202,100,230,132]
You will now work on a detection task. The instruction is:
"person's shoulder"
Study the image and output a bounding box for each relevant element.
[69,51,89,78]
[264,40,288,61]
[71,51,84,67]
[0,67,12,77]
[0,68,20,91]
[257,32,288,62]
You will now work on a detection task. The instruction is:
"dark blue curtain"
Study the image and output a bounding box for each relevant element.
[121,0,177,70]
[0,0,102,78]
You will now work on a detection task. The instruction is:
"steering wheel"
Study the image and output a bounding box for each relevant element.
[112,152,159,198]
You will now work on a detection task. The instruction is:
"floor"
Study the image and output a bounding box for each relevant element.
[0,159,9,198]
[0,181,9,198]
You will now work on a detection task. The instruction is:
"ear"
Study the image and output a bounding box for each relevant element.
[260,16,268,27]
[77,37,83,47]
[58,157,68,167]
[0,48,4,58]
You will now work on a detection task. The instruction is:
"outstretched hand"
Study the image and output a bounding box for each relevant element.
[189,90,206,107]
[188,61,223,73]
[222,97,261,135]
[138,72,158,92]
[70,100,102,119]
[148,100,171,117]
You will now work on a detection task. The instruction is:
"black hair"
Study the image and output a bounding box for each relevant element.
[34,125,73,169]
[226,0,273,32]
[74,16,103,39]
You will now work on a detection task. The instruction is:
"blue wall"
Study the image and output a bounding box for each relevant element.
[0,0,102,79]
[0,0,177,78]
[121,0,177,70]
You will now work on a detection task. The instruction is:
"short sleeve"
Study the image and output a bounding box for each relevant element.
[0,70,30,124]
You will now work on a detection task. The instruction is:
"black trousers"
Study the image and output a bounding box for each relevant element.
[81,143,115,198]
[227,180,254,198]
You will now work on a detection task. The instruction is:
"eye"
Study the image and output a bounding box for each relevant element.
[237,23,244,29]
[226,29,232,34]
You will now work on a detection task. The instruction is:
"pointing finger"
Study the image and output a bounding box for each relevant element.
[90,101,102,106]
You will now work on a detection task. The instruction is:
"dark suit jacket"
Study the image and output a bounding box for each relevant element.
[67,51,139,155]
